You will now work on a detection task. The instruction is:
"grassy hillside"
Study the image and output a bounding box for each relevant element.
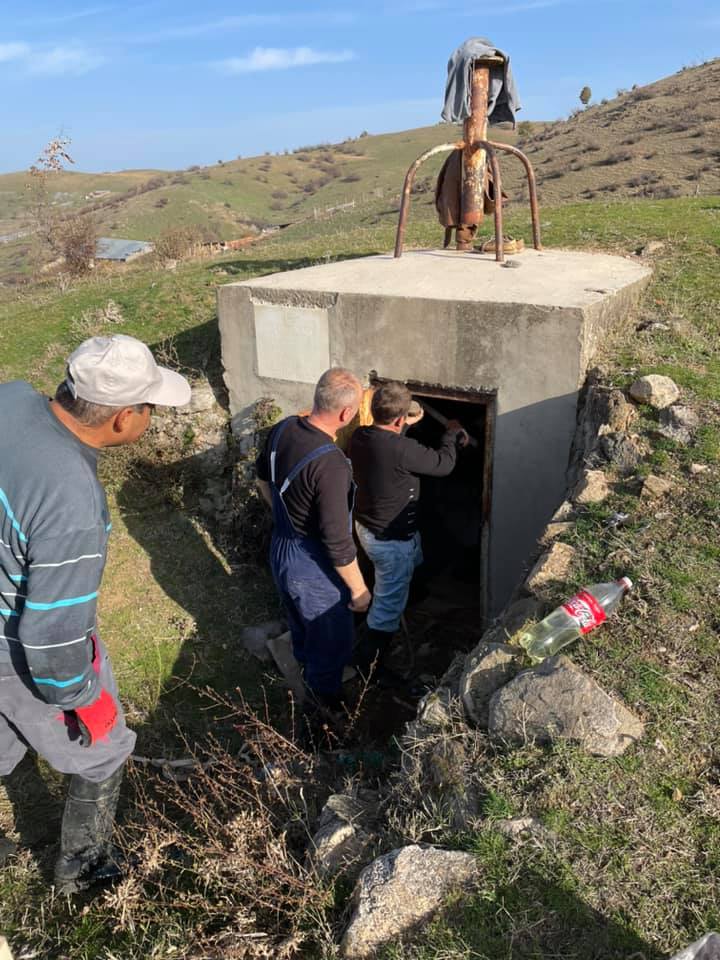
[0,58,717,293]
[1,192,719,958]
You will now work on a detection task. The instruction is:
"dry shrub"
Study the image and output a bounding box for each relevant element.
[69,299,125,342]
[103,692,334,958]
[154,225,199,262]
[595,150,633,166]
[50,214,96,274]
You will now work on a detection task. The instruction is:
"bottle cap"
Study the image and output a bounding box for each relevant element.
[618,576,633,592]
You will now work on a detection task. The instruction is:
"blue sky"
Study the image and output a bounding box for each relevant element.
[1,0,718,173]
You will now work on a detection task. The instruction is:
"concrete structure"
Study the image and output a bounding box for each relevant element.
[218,248,650,615]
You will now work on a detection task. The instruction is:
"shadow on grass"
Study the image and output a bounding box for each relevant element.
[1,756,61,856]
[399,863,666,960]
[114,458,276,755]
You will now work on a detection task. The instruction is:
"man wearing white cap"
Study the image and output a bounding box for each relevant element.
[0,334,190,894]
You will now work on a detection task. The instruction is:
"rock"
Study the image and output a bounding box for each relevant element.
[641,474,674,499]
[599,432,649,474]
[427,738,482,828]
[501,596,545,635]
[239,619,285,662]
[489,655,644,757]
[437,651,466,694]
[310,793,376,877]
[690,463,710,475]
[629,374,680,409]
[0,837,17,866]
[493,816,547,841]
[638,240,665,257]
[461,642,519,727]
[604,389,638,433]
[525,543,576,593]
[658,404,700,444]
[573,469,611,505]
[341,846,478,958]
[670,933,720,960]
[552,500,575,521]
[190,382,218,414]
[417,688,456,728]
[541,521,574,542]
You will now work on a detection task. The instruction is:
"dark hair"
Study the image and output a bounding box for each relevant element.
[54,381,147,427]
[313,367,361,414]
[371,381,411,425]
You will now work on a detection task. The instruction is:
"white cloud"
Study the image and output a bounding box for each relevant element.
[126,10,356,44]
[0,42,30,62]
[26,45,105,76]
[215,46,356,75]
[21,6,115,26]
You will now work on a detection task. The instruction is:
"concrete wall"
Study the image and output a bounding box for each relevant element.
[218,250,651,616]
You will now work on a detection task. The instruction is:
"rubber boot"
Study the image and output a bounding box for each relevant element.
[355,628,404,688]
[54,764,124,895]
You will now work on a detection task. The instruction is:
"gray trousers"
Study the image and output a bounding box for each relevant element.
[0,640,136,784]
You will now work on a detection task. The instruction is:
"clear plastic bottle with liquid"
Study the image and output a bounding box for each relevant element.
[519,577,633,662]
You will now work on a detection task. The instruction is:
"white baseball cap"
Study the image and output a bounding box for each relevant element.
[66,335,192,407]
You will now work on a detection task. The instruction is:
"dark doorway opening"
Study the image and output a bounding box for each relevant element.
[366,376,495,624]
[348,377,496,745]
[406,387,492,620]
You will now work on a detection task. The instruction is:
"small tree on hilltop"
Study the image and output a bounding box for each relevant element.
[28,136,98,275]
[579,86,592,107]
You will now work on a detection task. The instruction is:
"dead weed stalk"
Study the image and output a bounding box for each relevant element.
[102,691,335,958]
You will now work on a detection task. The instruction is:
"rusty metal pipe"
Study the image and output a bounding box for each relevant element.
[394,141,464,259]
[460,64,490,234]
[486,140,542,250]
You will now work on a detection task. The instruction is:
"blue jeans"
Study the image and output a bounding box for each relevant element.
[356,523,423,633]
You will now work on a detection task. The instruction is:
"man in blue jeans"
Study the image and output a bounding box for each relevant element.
[349,381,467,684]
[256,369,371,715]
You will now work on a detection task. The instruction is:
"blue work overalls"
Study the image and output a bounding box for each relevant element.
[268,418,356,700]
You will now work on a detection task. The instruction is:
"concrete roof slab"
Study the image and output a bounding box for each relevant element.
[230,249,651,310]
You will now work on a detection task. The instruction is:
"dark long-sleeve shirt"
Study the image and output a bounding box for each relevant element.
[256,416,356,567]
[349,426,458,540]
[0,382,109,709]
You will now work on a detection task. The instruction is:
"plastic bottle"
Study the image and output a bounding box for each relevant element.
[519,577,633,662]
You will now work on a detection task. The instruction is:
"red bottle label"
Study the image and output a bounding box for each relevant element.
[562,590,607,635]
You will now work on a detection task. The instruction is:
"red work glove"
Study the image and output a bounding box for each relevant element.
[74,688,118,747]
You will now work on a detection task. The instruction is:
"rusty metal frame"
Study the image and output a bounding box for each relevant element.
[393,139,542,261]
[394,141,463,259]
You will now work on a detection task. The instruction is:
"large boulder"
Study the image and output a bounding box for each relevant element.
[460,642,519,727]
[488,656,644,757]
[340,846,478,958]
[629,374,680,409]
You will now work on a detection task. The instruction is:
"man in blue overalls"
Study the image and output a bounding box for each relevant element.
[256,369,370,717]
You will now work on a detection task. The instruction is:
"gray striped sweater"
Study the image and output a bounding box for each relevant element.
[0,381,110,709]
